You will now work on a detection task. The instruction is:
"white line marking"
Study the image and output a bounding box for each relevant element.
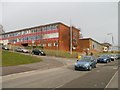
[55,83,65,88]
[105,70,118,88]
[51,83,65,90]
[113,67,118,69]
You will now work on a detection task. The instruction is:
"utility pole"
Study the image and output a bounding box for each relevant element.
[70,19,72,54]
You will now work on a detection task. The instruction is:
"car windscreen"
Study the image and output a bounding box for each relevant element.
[100,55,109,58]
[111,54,116,56]
[80,56,92,61]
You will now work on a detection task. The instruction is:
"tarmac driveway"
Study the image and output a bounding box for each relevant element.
[2,55,76,76]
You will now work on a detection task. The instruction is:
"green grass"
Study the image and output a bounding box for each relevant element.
[92,51,120,58]
[43,49,81,58]
[25,46,81,58]
[1,50,42,66]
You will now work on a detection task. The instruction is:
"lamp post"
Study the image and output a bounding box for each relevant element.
[107,33,114,52]
[70,19,72,54]
[107,33,114,45]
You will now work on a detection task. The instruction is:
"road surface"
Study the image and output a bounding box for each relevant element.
[2,56,76,76]
[2,59,118,89]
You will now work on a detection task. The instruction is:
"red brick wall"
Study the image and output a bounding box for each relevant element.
[77,39,90,52]
[58,24,70,51]
[72,27,80,52]
[58,24,80,52]
[41,40,58,50]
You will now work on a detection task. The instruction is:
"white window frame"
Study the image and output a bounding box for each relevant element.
[43,44,46,47]
[48,43,52,47]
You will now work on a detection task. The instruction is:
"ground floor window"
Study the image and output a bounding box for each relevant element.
[43,44,46,47]
[48,43,52,47]
[54,42,58,47]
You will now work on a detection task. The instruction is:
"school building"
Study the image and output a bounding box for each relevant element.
[1,22,105,52]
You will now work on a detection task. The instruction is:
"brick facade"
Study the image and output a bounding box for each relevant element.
[1,22,80,52]
[1,22,104,52]
[77,38,104,52]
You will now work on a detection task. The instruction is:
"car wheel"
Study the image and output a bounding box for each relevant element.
[75,67,78,70]
[106,60,108,63]
[112,59,114,61]
[39,53,41,56]
[75,68,77,70]
[94,65,96,68]
[88,66,92,71]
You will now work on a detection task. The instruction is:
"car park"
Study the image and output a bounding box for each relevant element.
[74,56,97,71]
[32,49,46,56]
[97,54,111,63]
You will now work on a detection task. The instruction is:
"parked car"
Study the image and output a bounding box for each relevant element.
[116,54,120,59]
[32,49,46,56]
[15,47,23,52]
[74,56,97,71]
[2,46,9,50]
[97,54,111,63]
[22,48,29,53]
[118,54,120,59]
[110,54,117,61]
[15,47,29,53]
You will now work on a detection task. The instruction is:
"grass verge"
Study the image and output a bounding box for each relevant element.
[44,49,81,58]
[1,50,42,66]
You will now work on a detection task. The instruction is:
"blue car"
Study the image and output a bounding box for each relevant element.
[74,56,97,71]
[97,55,111,63]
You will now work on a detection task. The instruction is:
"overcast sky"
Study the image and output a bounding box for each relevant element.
[1,2,118,45]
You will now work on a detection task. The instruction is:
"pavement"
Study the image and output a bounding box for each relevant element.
[2,59,118,89]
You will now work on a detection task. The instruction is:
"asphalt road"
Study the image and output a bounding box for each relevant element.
[62,61,118,88]
[2,60,118,89]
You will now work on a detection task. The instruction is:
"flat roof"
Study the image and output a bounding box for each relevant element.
[2,22,62,35]
[80,38,104,46]
[2,22,80,35]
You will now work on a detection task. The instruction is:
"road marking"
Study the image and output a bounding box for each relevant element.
[113,67,118,69]
[55,83,65,88]
[96,70,100,72]
[98,63,104,65]
[105,70,118,88]
[51,83,65,90]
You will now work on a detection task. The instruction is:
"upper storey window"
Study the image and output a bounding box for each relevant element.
[41,24,58,31]
[3,34,8,38]
[31,29,37,33]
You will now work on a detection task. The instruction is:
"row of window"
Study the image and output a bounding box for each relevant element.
[36,42,58,47]
[7,32,59,43]
[91,42,103,50]
[8,35,42,43]
[3,24,58,38]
